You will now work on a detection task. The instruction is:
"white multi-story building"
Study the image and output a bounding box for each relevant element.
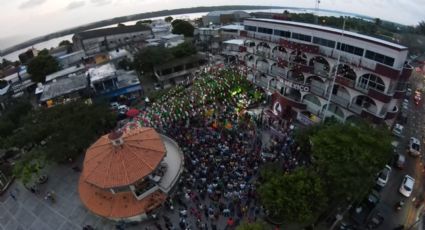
[73,25,153,55]
[230,18,413,125]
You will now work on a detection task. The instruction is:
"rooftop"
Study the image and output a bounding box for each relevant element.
[116,71,140,88]
[245,18,408,51]
[79,180,167,218]
[220,24,244,30]
[39,74,88,102]
[86,63,116,83]
[223,39,244,46]
[75,25,152,40]
[45,65,86,82]
[81,127,166,189]
[206,10,250,17]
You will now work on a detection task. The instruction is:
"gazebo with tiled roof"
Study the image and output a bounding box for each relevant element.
[78,127,184,221]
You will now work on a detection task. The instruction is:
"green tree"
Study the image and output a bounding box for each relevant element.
[237,221,268,230]
[309,122,392,203]
[117,23,126,27]
[117,58,134,70]
[171,19,195,37]
[259,167,328,224]
[38,49,49,56]
[171,41,197,58]
[133,46,173,73]
[416,21,425,35]
[6,101,116,164]
[164,16,173,23]
[135,20,152,26]
[27,54,60,82]
[58,40,72,47]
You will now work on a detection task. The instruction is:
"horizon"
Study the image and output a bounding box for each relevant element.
[0,1,424,51]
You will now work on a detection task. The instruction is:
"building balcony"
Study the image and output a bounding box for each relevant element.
[375,63,400,80]
[400,64,413,80]
[367,88,392,103]
[279,39,319,54]
[255,50,273,59]
[331,96,351,109]
[335,76,355,88]
[270,67,286,77]
[360,109,385,123]
[349,104,384,120]
[280,94,307,110]
[304,100,322,115]
[393,90,405,99]
[310,85,327,97]
[385,106,398,120]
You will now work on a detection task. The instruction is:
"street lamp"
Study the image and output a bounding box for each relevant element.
[322,17,346,123]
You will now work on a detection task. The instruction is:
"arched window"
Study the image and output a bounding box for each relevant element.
[358,74,385,92]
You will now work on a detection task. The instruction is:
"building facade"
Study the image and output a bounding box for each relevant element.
[232,18,412,124]
[73,25,153,55]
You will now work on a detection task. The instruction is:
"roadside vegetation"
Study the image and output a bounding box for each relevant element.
[0,101,116,187]
[258,121,392,225]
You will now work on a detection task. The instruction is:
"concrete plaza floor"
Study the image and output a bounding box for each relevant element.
[0,163,120,230]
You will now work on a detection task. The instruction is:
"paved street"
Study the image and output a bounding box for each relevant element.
[374,71,425,230]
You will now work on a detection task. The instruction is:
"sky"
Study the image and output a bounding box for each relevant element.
[0,0,424,49]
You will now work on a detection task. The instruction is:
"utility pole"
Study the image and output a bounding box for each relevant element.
[322,17,346,123]
[314,0,321,24]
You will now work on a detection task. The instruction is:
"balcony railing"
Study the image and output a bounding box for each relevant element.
[331,96,351,109]
[375,63,400,80]
[335,76,355,88]
[310,84,327,97]
[349,104,363,114]
[270,67,286,77]
[367,88,391,103]
[304,100,322,115]
[280,94,307,110]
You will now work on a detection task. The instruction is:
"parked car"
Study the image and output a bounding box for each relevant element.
[414,90,421,105]
[154,83,162,91]
[406,88,412,97]
[392,124,404,137]
[395,154,406,169]
[376,165,391,187]
[110,102,119,110]
[118,105,129,114]
[399,175,415,197]
[402,99,409,111]
[409,137,421,156]
[350,191,380,225]
[366,212,384,229]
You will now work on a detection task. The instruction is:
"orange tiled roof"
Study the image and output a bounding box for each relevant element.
[82,127,166,189]
[79,177,167,218]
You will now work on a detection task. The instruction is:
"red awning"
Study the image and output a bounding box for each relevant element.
[126,108,140,117]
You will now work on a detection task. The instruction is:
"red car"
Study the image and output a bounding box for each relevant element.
[414,90,421,105]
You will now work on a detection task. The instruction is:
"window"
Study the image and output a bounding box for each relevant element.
[258,27,273,35]
[365,50,395,67]
[358,74,385,92]
[336,43,364,56]
[244,25,257,32]
[313,37,336,48]
[274,29,291,38]
[292,33,311,42]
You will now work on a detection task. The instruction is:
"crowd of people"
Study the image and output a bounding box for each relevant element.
[121,69,306,229]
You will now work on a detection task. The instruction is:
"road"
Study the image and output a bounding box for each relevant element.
[375,72,425,230]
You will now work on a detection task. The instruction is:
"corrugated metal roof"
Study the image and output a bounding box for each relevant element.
[75,25,152,40]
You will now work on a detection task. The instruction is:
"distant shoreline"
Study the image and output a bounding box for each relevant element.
[0,5,381,57]
[0,5,286,57]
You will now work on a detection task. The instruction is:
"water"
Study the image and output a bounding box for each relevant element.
[1,8,359,62]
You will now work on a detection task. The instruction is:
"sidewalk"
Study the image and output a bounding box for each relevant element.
[0,163,118,230]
